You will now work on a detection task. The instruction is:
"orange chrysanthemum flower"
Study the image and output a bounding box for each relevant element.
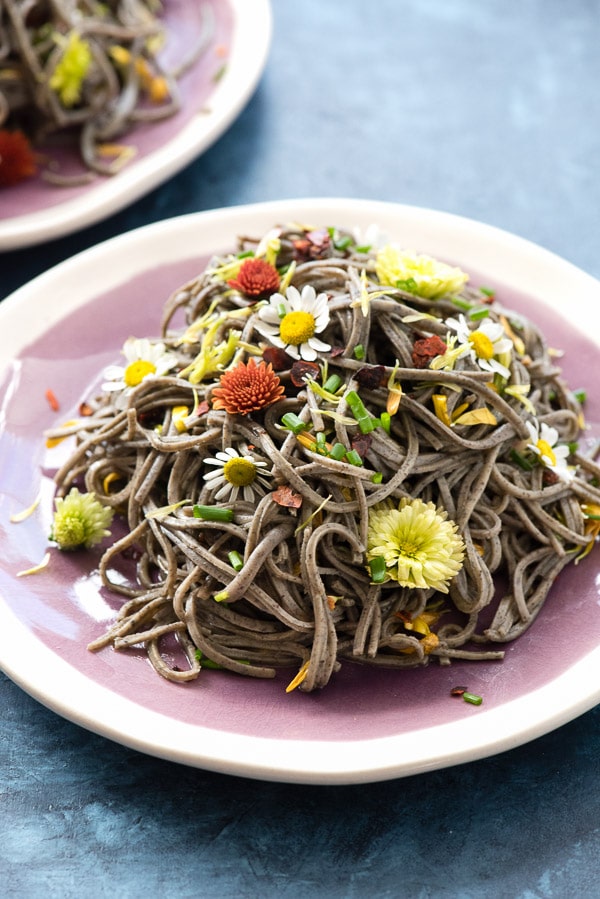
[212,357,285,415]
[0,129,37,187]
[228,258,280,297]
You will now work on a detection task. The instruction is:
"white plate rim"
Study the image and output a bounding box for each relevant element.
[1,197,599,784]
[0,0,273,251]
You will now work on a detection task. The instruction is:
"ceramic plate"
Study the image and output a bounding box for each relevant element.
[1,198,599,784]
[0,0,272,250]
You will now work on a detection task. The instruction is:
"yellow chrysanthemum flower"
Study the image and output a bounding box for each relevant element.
[49,31,93,108]
[375,246,469,299]
[367,497,465,592]
[50,488,113,550]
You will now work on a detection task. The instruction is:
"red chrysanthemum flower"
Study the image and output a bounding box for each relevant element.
[412,334,447,369]
[212,357,285,415]
[0,129,37,187]
[227,258,280,297]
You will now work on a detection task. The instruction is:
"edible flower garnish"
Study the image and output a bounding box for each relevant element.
[375,246,469,299]
[50,488,113,550]
[576,503,600,562]
[525,420,575,481]
[0,129,37,187]
[212,358,285,415]
[443,314,513,379]
[49,31,93,107]
[367,498,465,592]
[202,448,273,502]
[102,338,178,401]
[227,258,280,298]
[255,285,331,361]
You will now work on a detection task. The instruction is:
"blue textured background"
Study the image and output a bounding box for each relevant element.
[1,1,599,896]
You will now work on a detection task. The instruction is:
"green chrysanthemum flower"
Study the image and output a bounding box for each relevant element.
[50,488,113,551]
[375,246,469,299]
[367,497,465,592]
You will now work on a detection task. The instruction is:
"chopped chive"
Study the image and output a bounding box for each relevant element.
[463,692,483,706]
[329,442,347,460]
[193,505,234,522]
[194,650,224,669]
[395,277,418,293]
[345,449,363,467]
[228,550,244,572]
[281,412,309,434]
[380,412,391,434]
[369,556,386,583]
[479,287,495,298]
[450,296,472,311]
[567,441,579,454]
[574,389,587,404]
[357,415,376,434]
[236,250,255,259]
[334,235,352,251]
[353,344,365,360]
[323,373,343,394]
[371,472,383,484]
[468,306,490,321]
[277,303,287,319]
[316,432,328,453]
[354,244,372,254]
[346,389,374,433]
[509,448,534,471]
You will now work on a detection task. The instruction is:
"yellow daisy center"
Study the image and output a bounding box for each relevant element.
[279,310,316,346]
[469,331,495,360]
[222,457,257,487]
[536,439,556,466]
[124,359,156,387]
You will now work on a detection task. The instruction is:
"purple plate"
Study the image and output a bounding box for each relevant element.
[0,1,272,250]
[1,199,599,783]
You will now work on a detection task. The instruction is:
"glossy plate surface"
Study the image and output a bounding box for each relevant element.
[0,0,272,250]
[1,198,599,784]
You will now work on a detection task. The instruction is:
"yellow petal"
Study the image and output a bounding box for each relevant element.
[17,552,50,577]
[432,394,451,427]
[285,659,310,693]
[453,407,497,427]
[10,492,41,522]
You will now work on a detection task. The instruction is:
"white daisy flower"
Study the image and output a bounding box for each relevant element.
[255,284,331,361]
[445,314,513,379]
[102,338,178,399]
[525,420,575,481]
[202,447,273,503]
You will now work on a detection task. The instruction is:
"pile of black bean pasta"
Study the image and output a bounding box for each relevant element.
[46,224,600,692]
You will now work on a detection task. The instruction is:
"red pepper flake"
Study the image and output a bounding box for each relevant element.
[450,685,468,696]
[292,229,331,262]
[271,485,303,508]
[412,335,447,369]
[195,400,210,417]
[355,365,386,391]
[45,388,60,412]
[262,346,294,370]
[329,346,346,358]
[351,433,372,458]
[290,359,320,387]
[542,469,560,486]
[227,257,280,298]
[0,129,37,187]
[78,401,93,416]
